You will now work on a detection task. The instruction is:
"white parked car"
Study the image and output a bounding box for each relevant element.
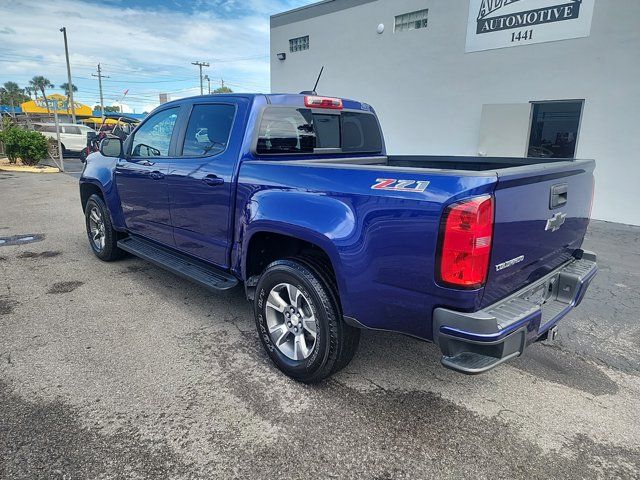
[33,123,96,154]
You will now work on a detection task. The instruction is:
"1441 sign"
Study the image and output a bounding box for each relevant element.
[466,0,595,52]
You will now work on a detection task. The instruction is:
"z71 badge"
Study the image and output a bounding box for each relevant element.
[371,178,430,192]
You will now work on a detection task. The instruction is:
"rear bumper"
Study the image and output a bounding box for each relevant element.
[433,251,597,374]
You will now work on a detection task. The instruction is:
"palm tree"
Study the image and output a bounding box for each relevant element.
[1,82,24,115]
[24,86,35,99]
[59,82,78,114]
[59,82,77,98]
[30,76,54,112]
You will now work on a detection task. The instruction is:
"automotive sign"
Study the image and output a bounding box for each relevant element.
[465,0,595,53]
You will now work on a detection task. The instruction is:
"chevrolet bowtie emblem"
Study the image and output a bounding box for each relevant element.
[545,212,567,232]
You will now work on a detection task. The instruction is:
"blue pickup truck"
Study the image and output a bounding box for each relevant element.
[79,93,597,383]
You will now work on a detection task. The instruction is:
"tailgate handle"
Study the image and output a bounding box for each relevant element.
[550,183,568,209]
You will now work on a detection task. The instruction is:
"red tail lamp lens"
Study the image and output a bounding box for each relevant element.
[438,195,494,289]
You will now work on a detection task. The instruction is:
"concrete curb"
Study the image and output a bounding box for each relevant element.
[0,159,60,174]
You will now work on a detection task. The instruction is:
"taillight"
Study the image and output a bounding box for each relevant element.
[437,195,494,289]
[304,96,343,109]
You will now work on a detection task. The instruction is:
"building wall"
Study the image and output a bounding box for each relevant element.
[271,0,640,225]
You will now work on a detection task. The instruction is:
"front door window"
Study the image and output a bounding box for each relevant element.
[130,107,179,157]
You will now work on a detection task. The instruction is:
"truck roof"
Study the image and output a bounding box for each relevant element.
[161,93,369,111]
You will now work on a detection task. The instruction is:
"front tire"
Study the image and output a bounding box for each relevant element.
[84,194,122,261]
[254,259,360,383]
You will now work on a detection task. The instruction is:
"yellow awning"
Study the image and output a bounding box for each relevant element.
[81,117,120,125]
[21,94,93,116]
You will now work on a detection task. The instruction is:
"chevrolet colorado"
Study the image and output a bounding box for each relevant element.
[79,93,597,382]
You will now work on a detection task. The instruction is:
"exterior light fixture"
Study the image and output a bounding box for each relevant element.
[277,52,286,61]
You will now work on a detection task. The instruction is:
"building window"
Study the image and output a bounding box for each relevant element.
[394,9,428,32]
[528,101,583,158]
[289,35,309,52]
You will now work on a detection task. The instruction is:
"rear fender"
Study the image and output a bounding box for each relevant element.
[239,190,356,296]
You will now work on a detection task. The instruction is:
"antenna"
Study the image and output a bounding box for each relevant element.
[313,66,324,93]
[300,66,324,95]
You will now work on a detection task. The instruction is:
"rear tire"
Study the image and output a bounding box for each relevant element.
[84,194,122,262]
[254,259,360,383]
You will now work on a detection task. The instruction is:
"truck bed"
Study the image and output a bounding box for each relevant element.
[307,154,570,172]
[300,153,595,309]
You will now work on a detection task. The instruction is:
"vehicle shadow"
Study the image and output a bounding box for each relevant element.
[114,252,616,397]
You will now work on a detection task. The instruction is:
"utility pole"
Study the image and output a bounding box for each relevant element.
[221,78,225,90]
[52,99,64,172]
[92,63,109,121]
[191,61,210,95]
[204,75,211,94]
[59,27,76,123]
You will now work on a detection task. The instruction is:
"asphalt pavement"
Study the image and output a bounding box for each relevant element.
[0,171,639,479]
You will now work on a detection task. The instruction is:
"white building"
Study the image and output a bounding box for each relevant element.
[270,0,640,225]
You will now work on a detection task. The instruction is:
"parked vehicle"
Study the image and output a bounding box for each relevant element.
[79,94,597,382]
[33,122,95,154]
[80,116,140,163]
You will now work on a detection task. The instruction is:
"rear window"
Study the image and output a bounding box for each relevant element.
[181,104,236,157]
[63,126,81,135]
[256,107,382,155]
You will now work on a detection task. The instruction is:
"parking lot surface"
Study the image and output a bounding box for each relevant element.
[1,171,639,479]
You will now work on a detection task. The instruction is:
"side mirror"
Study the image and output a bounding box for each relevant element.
[100,137,123,158]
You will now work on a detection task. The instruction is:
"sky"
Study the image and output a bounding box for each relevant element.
[0,0,313,113]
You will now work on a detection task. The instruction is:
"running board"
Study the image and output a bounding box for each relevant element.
[117,236,239,292]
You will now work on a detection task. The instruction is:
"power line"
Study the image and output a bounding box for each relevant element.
[0,52,269,89]
[99,77,194,84]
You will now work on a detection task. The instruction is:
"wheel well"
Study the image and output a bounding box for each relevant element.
[246,232,336,282]
[80,183,103,211]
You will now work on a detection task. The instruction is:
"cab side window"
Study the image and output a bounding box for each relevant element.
[181,104,235,157]
[130,107,179,157]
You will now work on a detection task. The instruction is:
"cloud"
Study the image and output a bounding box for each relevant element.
[0,0,311,111]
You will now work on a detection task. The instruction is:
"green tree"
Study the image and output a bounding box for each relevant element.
[59,82,78,98]
[213,86,233,94]
[29,76,55,112]
[0,82,29,110]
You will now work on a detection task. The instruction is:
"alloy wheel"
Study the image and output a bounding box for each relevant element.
[88,206,106,252]
[265,282,318,361]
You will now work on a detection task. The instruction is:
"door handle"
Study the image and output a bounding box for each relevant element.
[149,170,165,180]
[202,174,224,186]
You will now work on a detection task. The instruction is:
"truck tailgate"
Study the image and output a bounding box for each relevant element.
[481,160,595,307]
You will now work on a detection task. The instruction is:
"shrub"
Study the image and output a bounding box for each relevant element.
[0,126,49,165]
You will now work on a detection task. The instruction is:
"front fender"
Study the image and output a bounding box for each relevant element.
[80,153,125,229]
[239,190,357,296]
